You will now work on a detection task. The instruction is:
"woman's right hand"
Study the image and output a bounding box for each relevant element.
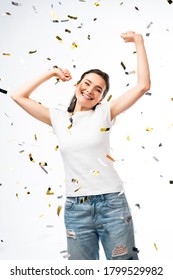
[54,67,72,82]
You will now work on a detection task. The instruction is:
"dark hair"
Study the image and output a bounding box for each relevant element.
[67,69,110,113]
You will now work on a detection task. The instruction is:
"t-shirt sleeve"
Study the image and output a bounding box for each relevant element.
[96,102,116,127]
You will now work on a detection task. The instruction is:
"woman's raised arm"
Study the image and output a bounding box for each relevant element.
[11,68,72,125]
[110,31,151,120]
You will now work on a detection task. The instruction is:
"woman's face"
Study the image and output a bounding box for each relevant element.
[75,73,106,111]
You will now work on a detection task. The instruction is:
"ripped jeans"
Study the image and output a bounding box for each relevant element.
[64,192,139,260]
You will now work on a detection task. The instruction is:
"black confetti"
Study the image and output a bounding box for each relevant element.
[0,88,7,94]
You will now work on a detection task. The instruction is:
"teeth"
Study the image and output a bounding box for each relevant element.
[82,93,92,100]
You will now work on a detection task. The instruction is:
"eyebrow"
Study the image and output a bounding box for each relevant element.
[85,79,103,91]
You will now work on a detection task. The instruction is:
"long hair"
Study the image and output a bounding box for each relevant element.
[67,69,110,113]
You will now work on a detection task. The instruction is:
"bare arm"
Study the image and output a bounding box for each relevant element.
[11,68,72,126]
[110,31,151,120]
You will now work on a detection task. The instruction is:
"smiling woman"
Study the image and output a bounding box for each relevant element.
[10,30,150,260]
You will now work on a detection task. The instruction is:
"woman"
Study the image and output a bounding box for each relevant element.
[11,31,150,260]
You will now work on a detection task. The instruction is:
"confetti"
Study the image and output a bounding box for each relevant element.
[11,1,22,6]
[100,128,110,132]
[16,193,19,199]
[146,33,150,37]
[72,178,79,184]
[80,196,87,203]
[94,2,100,6]
[106,154,115,162]
[135,6,139,11]
[74,187,81,192]
[127,136,131,141]
[39,162,48,174]
[68,15,78,20]
[0,88,7,94]
[55,145,59,151]
[56,35,63,42]
[5,12,11,16]
[154,243,158,251]
[57,206,62,216]
[147,22,153,29]
[46,187,54,195]
[67,123,72,129]
[145,92,152,96]
[121,61,126,70]
[135,203,141,209]
[167,0,173,4]
[29,153,35,162]
[65,29,71,33]
[169,180,173,184]
[153,156,159,162]
[133,247,140,253]
[90,170,100,175]
[71,42,78,48]
[146,127,153,132]
[2,53,11,56]
[107,95,112,102]
[125,70,136,75]
[34,134,37,141]
[29,50,37,54]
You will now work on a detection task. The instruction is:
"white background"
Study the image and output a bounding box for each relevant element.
[0,0,173,260]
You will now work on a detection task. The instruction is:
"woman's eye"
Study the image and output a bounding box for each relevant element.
[84,82,89,86]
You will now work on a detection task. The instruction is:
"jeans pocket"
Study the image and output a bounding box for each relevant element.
[65,197,75,210]
[104,192,128,209]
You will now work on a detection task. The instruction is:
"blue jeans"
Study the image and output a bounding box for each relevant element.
[64,192,138,260]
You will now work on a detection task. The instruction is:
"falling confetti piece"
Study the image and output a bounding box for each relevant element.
[93,18,97,21]
[46,187,54,195]
[56,35,63,42]
[106,154,115,162]
[80,196,87,203]
[57,206,62,216]
[29,153,35,162]
[90,170,100,175]
[135,203,141,209]
[133,247,140,253]
[34,134,37,141]
[100,127,110,132]
[169,180,173,184]
[26,191,30,195]
[65,29,71,33]
[11,1,22,6]
[146,33,150,37]
[68,15,78,20]
[94,2,100,6]
[61,19,69,22]
[29,50,37,54]
[72,178,79,184]
[0,88,7,94]
[39,162,48,174]
[55,145,59,151]
[145,92,152,96]
[135,6,139,11]
[16,193,19,199]
[146,127,153,132]
[147,22,153,29]
[74,187,81,192]
[2,53,11,56]
[121,61,126,70]
[125,70,136,75]
[71,42,78,48]
[5,12,11,16]
[127,136,131,141]
[87,34,91,40]
[167,0,173,4]
[154,243,158,251]
[153,156,159,162]
[107,95,112,102]
[67,123,72,129]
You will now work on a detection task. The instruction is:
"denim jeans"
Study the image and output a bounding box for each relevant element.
[64,192,138,260]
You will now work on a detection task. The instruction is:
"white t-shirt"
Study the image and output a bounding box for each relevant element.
[49,102,124,197]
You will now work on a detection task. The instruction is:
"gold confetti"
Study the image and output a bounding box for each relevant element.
[56,35,63,42]
[26,191,30,195]
[94,2,100,6]
[34,133,37,141]
[57,205,62,216]
[68,15,78,20]
[107,95,112,102]
[29,153,35,162]
[146,127,153,132]
[39,162,47,166]
[71,42,78,48]
[90,170,100,175]
[127,135,131,141]
[72,178,79,184]
[16,193,19,199]
[46,187,54,195]
[74,187,81,192]
[80,196,87,203]
[154,243,158,251]
[100,127,110,132]
[55,145,59,151]
[65,29,71,33]
[67,123,72,129]
[2,53,11,56]
[106,154,115,162]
